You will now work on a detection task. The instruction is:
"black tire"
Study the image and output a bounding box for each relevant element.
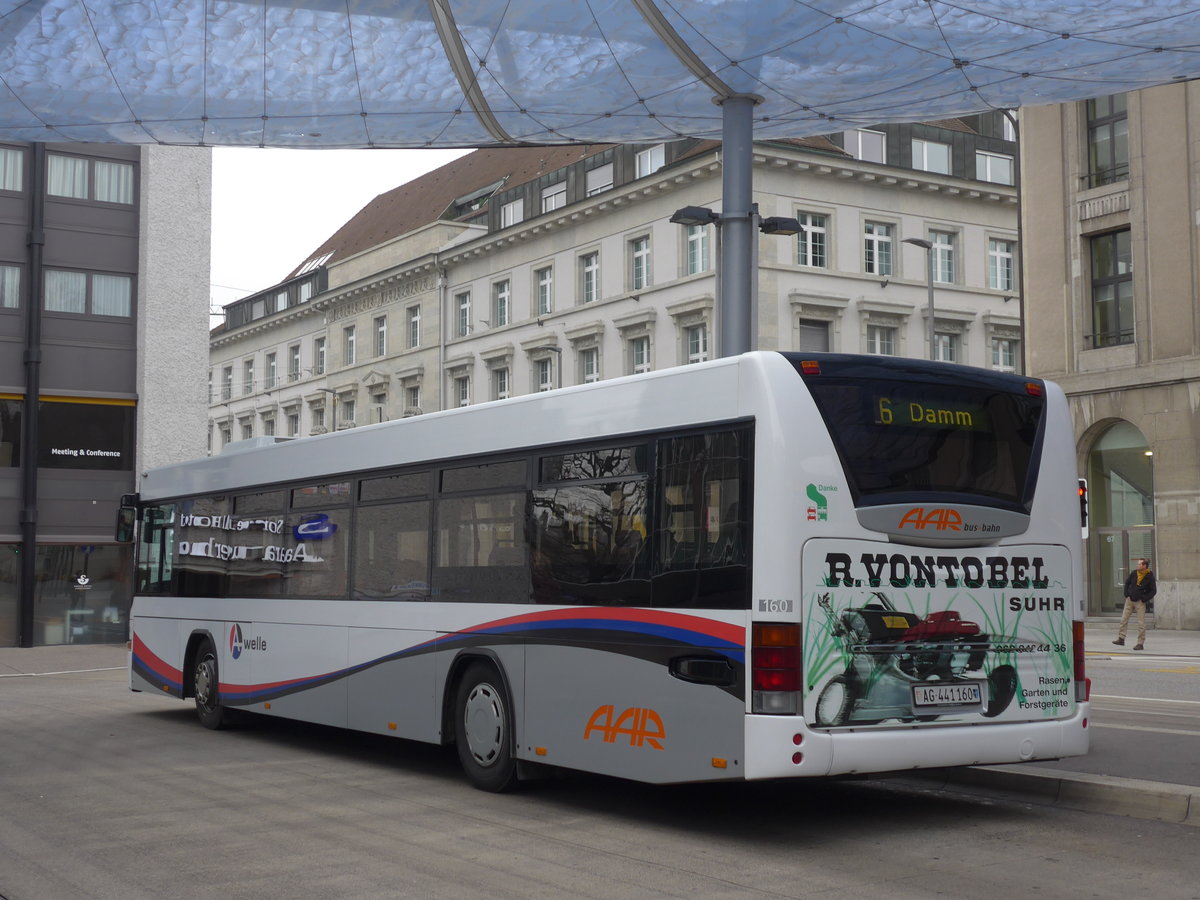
[816,674,855,726]
[194,639,228,730]
[454,662,518,792]
[983,664,1018,718]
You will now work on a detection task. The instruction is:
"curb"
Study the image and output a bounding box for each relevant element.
[902,765,1200,826]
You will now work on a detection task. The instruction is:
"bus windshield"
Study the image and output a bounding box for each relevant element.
[787,354,1045,510]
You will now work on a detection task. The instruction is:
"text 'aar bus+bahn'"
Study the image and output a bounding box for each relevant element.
[122,351,1089,791]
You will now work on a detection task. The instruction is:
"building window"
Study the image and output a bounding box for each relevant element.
[866,324,896,356]
[312,337,326,375]
[406,385,421,412]
[288,344,301,382]
[845,128,886,163]
[933,333,958,363]
[44,269,132,317]
[264,353,277,390]
[930,230,955,284]
[992,338,1017,372]
[685,324,708,364]
[492,279,511,327]
[976,151,1014,185]
[493,367,510,400]
[456,291,471,336]
[536,358,554,392]
[455,376,471,407]
[47,154,134,204]
[0,265,20,308]
[221,366,233,401]
[1090,229,1133,348]
[298,281,313,303]
[630,236,651,290]
[586,163,613,196]
[541,182,566,213]
[241,422,253,441]
[580,252,599,304]
[580,347,600,383]
[263,416,276,437]
[798,318,830,352]
[1087,94,1129,188]
[242,358,254,394]
[912,139,951,174]
[635,144,665,178]
[796,213,827,267]
[374,315,387,357]
[340,398,356,428]
[864,222,892,276]
[343,325,356,366]
[407,305,421,348]
[686,224,710,275]
[629,335,650,374]
[988,239,1015,291]
[536,266,553,316]
[501,198,523,227]
[0,147,23,192]
[287,412,300,437]
[1002,114,1017,142]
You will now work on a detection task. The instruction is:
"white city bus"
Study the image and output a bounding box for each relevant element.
[126,351,1089,790]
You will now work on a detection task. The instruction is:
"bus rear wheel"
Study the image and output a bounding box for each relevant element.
[194,639,228,730]
[454,662,518,792]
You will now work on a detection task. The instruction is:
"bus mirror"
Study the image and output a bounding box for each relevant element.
[115,505,137,543]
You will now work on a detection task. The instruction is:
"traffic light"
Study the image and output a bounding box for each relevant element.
[1078,478,1089,538]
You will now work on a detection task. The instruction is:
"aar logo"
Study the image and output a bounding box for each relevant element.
[583,705,665,750]
[898,507,963,531]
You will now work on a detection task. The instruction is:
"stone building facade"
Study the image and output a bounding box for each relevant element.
[1022,82,1200,628]
[212,119,1021,456]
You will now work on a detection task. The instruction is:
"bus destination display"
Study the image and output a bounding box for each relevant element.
[875,395,991,431]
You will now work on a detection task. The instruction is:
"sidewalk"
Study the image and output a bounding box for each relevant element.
[1082,617,1200,658]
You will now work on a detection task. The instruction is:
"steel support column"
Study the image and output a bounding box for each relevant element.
[717,95,757,358]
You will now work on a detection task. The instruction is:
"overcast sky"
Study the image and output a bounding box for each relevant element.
[209,147,470,324]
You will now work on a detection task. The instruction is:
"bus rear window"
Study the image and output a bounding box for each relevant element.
[791,356,1045,510]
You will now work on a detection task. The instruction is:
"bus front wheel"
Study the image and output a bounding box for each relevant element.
[454,662,518,792]
[194,639,228,730]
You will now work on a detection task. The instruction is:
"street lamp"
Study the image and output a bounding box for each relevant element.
[903,237,936,360]
[316,387,338,431]
[669,205,806,357]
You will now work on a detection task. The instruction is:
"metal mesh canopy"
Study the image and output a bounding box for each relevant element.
[1,0,1198,147]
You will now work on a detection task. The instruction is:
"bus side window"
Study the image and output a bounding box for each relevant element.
[353,501,431,600]
[137,504,175,594]
[653,428,751,609]
[433,492,530,603]
[531,480,650,606]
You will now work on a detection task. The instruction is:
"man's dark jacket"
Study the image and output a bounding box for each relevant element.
[1125,569,1157,604]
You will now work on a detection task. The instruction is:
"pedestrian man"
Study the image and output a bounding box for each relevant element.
[1113,558,1157,651]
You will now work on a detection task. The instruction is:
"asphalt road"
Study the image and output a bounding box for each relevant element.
[2,664,1200,900]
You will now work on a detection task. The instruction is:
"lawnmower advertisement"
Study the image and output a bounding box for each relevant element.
[802,540,1075,728]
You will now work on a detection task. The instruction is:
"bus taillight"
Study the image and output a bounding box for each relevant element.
[1073,620,1089,702]
[752,622,801,714]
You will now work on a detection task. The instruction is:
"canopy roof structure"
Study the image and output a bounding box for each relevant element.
[1,0,1198,148]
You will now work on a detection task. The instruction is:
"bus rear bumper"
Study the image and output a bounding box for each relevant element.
[744,702,1091,781]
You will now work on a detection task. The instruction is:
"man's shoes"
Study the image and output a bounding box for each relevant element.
[1134,644,1144,650]
[1112,639,1124,646]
